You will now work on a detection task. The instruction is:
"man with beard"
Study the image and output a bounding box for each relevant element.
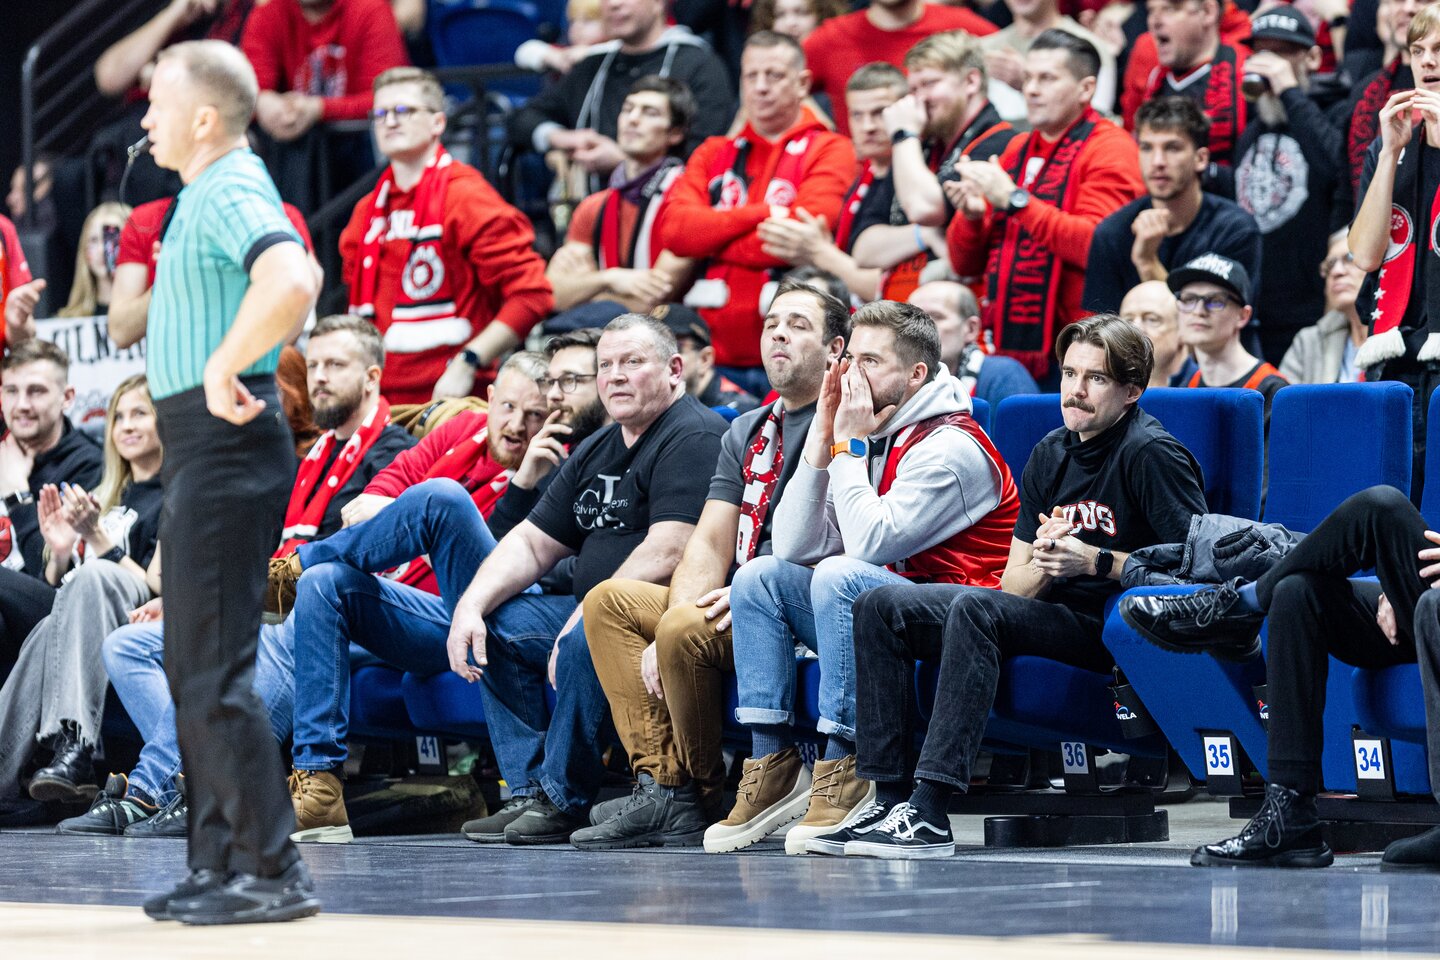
[1083,97,1260,316]
[706,300,1019,856]
[574,281,847,849]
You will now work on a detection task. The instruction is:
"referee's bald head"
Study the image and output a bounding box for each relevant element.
[156,40,258,136]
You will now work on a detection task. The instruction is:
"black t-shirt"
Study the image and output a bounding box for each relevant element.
[1016,407,1207,619]
[1083,193,1263,316]
[310,423,417,543]
[528,394,726,600]
[847,172,896,254]
[110,476,163,569]
[707,401,815,565]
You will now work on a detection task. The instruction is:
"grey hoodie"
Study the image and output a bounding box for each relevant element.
[771,368,1005,567]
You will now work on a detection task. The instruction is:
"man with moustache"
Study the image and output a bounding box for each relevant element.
[574,281,849,849]
[449,315,726,845]
[1083,97,1260,316]
[1120,280,1197,387]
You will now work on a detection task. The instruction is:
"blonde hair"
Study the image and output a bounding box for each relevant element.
[157,40,259,135]
[59,202,131,318]
[904,30,988,84]
[94,374,159,515]
[1410,2,1440,46]
[373,67,446,113]
[567,0,601,21]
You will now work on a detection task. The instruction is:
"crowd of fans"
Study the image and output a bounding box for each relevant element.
[5,0,1440,871]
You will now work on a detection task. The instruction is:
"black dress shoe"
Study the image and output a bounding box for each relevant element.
[504,792,588,845]
[169,860,322,926]
[143,869,228,921]
[28,720,96,803]
[1119,580,1264,662]
[1382,825,1440,871]
[1191,783,1334,868]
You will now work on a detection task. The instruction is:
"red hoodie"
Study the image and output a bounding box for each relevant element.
[0,216,32,357]
[657,106,856,368]
[241,0,408,121]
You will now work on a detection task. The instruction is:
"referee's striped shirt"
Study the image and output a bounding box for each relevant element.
[148,148,303,400]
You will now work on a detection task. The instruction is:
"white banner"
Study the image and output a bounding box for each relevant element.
[34,315,146,430]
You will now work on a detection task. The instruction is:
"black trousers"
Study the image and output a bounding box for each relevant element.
[853,584,1110,791]
[156,378,298,877]
[1256,486,1426,793]
[0,567,56,673]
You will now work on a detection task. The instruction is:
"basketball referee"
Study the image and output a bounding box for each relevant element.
[137,41,321,925]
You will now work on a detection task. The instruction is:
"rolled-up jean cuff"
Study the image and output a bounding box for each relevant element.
[735,707,792,727]
[817,717,856,741]
[508,782,540,798]
[914,768,971,793]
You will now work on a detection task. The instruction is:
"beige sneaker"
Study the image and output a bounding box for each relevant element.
[289,769,353,843]
[783,755,877,855]
[264,553,303,625]
[702,747,811,853]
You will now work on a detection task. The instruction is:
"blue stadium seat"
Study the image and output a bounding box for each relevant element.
[970,396,990,436]
[1138,387,1264,521]
[428,0,545,101]
[349,666,422,742]
[402,671,490,739]
[710,405,741,422]
[991,394,1062,484]
[1420,385,1440,528]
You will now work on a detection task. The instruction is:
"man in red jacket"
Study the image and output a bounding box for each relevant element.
[657,31,856,397]
[341,67,553,404]
[945,30,1143,381]
[0,215,37,355]
[803,0,997,137]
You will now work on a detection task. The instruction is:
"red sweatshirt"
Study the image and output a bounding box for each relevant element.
[241,0,408,121]
[340,161,553,404]
[1121,1,1253,129]
[0,215,32,356]
[947,113,1142,368]
[119,197,312,286]
[364,409,512,594]
[657,107,856,368]
[804,5,998,137]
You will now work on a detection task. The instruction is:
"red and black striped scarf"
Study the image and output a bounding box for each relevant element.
[1145,44,1244,164]
[1349,60,1408,197]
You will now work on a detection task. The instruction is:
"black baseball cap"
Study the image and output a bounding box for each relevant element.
[651,303,710,345]
[1244,8,1316,48]
[1166,253,1252,304]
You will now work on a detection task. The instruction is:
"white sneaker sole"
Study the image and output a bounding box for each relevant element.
[290,824,353,843]
[703,768,812,854]
[844,839,954,859]
[784,779,878,856]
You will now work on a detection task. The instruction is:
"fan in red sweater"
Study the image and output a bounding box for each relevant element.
[803,0,997,137]
[241,0,408,141]
[657,32,855,382]
[341,68,553,404]
[0,215,36,356]
[945,30,1143,380]
[1121,0,1251,165]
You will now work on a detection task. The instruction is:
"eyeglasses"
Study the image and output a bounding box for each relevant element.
[537,374,596,394]
[1176,292,1241,313]
[1320,252,1356,277]
[370,104,433,124]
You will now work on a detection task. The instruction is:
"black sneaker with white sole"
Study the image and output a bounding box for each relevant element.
[804,799,893,856]
[843,802,954,860]
[55,773,156,836]
[126,787,188,838]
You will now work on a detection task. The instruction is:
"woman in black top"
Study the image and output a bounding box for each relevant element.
[0,373,163,812]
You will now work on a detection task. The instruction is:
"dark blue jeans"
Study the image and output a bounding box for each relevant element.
[290,479,498,771]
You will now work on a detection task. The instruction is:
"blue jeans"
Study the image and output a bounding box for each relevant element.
[290,479,499,771]
[729,555,908,741]
[103,618,295,805]
[478,594,612,815]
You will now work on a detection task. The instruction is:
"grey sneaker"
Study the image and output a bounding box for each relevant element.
[461,795,535,843]
[126,780,188,838]
[570,772,710,850]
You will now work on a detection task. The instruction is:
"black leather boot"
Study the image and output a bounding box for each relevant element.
[28,720,96,803]
[1191,782,1333,867]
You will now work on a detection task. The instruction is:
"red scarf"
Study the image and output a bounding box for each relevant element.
[1145,44,1244,164]
[735,402,783,564]
[834,162,875,253]
[275,398,392,557]
[1350,60,1407,197]
[385,414,513,591]
[350,147,464,350]
[594,158,682,269]
[985,109,1097,377]
[1354,122,1440,367]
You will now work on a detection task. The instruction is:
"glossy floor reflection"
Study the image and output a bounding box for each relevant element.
[2,803,1440,954]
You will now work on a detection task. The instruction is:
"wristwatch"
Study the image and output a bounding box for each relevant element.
[1094,547,1114,578]
[99,545,125,564]
[1,490,33,511]
[1006,188,1031,213]
[454,348,482,369]
[1329,14,1349,27]
[891,129,918,145]
[830,437,866,459]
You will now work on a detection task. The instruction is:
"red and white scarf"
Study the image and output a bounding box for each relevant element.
[594,157,683,269]
[350,146,467,356]
[834,161,875,254]
[275,398,392,557]
[735,402,783,564]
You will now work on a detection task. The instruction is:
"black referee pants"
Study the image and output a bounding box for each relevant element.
[156,377,299,878]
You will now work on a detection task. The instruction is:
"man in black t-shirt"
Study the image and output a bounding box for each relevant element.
[809,315,1206,860]
[1169,254,1286,415]
[450,313,727,846]
[1084,97,1262,318]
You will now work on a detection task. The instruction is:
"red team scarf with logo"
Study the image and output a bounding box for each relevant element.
[735,402,783,564]
[1350,61,1406,197]
[984,109,1097,376]
[350,147,461,334]
[275,398,393,557]
[1354,123,1440,368]
[833,161,875,253]
[593,157,683,269]
[1144,44,1244,164]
